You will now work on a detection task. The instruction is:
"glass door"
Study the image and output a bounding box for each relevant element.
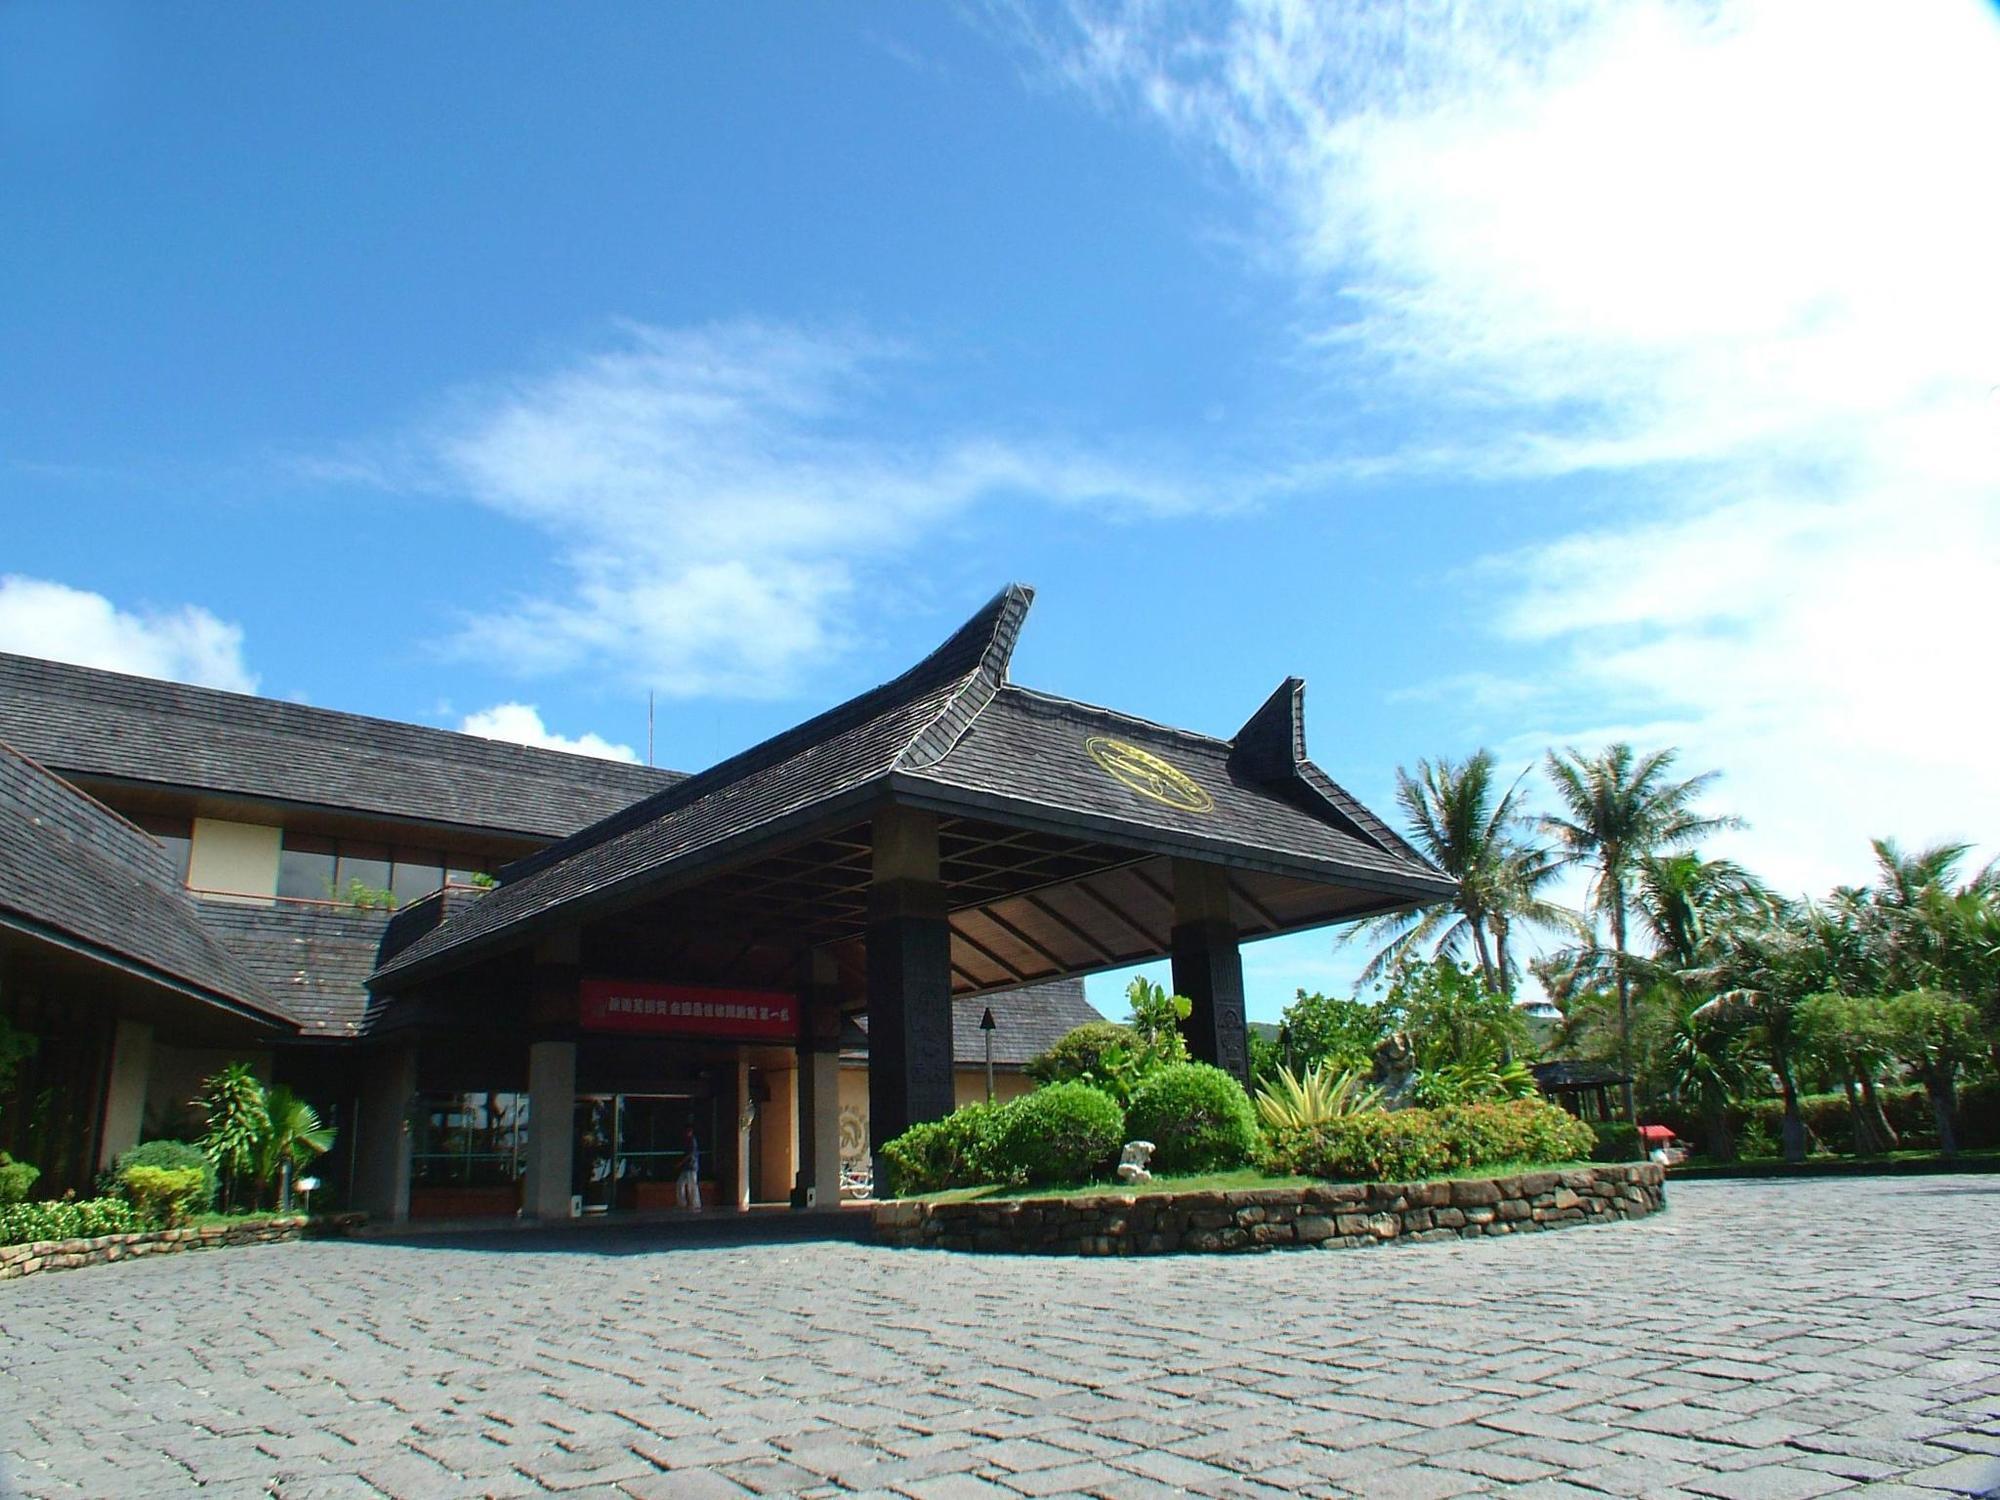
[572,1095,617,1213]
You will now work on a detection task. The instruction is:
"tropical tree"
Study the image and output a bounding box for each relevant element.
[1793,993,1900,1155]
[197,1062,269,1211]
[1691,905,1830,1162]
[1658,992,1760,1162]
[1543,744,1738,1120]
[1882,990,1985,1158]
[1344,751,1580,992]
[256,1086,335,1211]
[1269,989,1388,1078]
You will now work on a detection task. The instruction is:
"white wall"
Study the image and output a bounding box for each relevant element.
[187,818,281,904]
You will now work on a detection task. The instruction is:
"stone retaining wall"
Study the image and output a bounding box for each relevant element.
[0,1216,310,1282]
[873,1163,1665,1255]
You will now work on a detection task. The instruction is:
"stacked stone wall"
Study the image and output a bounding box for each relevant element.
[873,1163,1665,1255]
[0,1216,312,1282]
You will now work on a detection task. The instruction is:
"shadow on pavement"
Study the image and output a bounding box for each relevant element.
[351,1208,875,1256]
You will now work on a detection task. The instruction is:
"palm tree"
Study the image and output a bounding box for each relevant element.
[1659,992,1760,1161]
[1345,750,1579,993]
[256,1087,335,1212]
[1543,744,1738,1121]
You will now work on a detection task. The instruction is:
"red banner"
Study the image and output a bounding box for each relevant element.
[579,980,796,1041]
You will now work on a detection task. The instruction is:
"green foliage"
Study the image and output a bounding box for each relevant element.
[1253,1061,1381,1132]
[1125,1063,1259,1174]
[111,1140,217,1210]
[1590,1121,1641,1162]
[1266,990,1388,1079]
[257,1086,335,1200]
[1262,1099,1595,1183]
[0,1152,40,1205]
[0,1196,139,1246]
[1883,990,1985,1082]
[0,1016,36,1114]
[197,1063,269,1207]
[1026,979,1189,1106]
[1410,1039,1538,1108]
[987,1082,1125,1187]
[120,1164,207,1227]
[1389,958,1531,1063]
[333,877,397,911]
[876,1102,1003,1198]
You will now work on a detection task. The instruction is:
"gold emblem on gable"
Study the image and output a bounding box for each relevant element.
[1084,736,1214,814]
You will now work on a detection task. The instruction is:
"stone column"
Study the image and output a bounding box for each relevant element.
[524,1039,576,1220]
[794,952,844,1209]
[866,804,955,1153]
[95,1019,154,1171]
[354,1040,417,1224]
[1170,858,1250,1083]
[524,931,581,1221]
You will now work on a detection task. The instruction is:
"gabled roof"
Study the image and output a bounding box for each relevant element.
[0,741,295,1028]
[374,585,1452,987]
[0,652,680,839]
[844,978,1102,1068]
[193,902,391,1039]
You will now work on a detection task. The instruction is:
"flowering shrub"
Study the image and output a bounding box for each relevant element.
[1262,1099,1595,1182]
[0,1196,140,1247]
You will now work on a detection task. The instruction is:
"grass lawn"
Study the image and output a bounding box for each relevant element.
[1671,1145,2000,1180]
[910,1159,1608,1206]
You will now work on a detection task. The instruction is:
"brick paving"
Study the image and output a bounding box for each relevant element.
[2,1175,1998,1499]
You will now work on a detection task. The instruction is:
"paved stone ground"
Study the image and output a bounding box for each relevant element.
[2,1176,1998,1499]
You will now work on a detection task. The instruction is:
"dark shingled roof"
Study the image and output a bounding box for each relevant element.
[376,585,1453,986]
[193,902,393,1039]
[0,741,294,1027]
[844,978,1101,1068]
[0,652,680,838]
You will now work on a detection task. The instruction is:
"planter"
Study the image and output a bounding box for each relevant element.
[873,1163,1666,1256]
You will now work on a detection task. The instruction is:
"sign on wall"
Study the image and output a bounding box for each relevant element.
[579,979,797,1041]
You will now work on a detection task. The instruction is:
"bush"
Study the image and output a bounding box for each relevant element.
[1262,1099,1595,1183]
[1126,1062,1260,1174]
[1590,1121,1641,1162]
[0,1152,40,1205]
[110,1140,217,1210]
[121,1164,207,1227]
[1027,1022,1136,1089]
[988,1083,1125,1186]
[0,1196,140,1247]
[877,1103,1003,1198]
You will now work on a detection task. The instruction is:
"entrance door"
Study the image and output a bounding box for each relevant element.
[572,1095,617,1213]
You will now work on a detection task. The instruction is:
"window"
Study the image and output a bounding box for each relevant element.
[335,841,391,898]
[277,832,338,901]
[131,812,193,884]
[390,847,444,905]
[410,1092,529,1188]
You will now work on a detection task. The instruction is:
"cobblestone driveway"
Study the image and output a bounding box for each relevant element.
[3,1176,1998,1499]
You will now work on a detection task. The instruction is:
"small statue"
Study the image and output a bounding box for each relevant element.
[1372,1031,1419,1110]
[1117,1140,1156,1184]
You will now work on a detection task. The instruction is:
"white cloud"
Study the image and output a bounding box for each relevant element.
[0,575,257,692]
[458,702,640,764]
[406,320,1208,697]
[1030,0,2000,896]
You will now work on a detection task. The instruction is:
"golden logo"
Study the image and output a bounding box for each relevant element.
[1085,736,1214,814]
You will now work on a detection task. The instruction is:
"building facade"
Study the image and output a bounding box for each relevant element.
[0,585,1452,1224]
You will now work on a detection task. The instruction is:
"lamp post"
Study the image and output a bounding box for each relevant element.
[980,1007,996,1103]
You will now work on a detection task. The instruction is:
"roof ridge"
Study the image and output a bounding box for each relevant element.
[896,585,1033,772]
[0,650,684,784]
[500,584,1036,885]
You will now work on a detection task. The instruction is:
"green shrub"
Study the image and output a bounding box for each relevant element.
[121,1164,207,1227]
[877,1103,1003,1198]
[1126,1062,1260,1174]
[111,1140,217,1210]
[0,1196,140,1247]
[0,1152,40,1205]
[1590,1121,1641,1162]
[1262,1099,1594,1182]
[988,1082,1125,1186]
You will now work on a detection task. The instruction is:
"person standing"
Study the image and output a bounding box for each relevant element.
[676,1125,702,1212]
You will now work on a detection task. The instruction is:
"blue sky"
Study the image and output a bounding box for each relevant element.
[4,2,1998,1022]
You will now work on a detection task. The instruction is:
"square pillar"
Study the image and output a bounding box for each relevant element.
[96,1020,154,1171]
[355,1040,417,1224]
[524,1039,577,1221]
[1171,858,1250,1084]
[795,954,844,1209]
[867,805,955,1152]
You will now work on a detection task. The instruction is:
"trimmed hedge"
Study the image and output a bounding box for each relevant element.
[0,1197,140,1247]
[0,1153,39,1206]
[989,1083,1125,1187]
[122,1165,208,1228]
[1649,1078,2000,1158]
[1263,1099,1596,1182]
[110,1140,217,1210]
[876,1103,1003,1199]
[1125,1063,1259,1174]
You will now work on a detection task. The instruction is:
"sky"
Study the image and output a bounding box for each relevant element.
[4,1,1998,1024]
